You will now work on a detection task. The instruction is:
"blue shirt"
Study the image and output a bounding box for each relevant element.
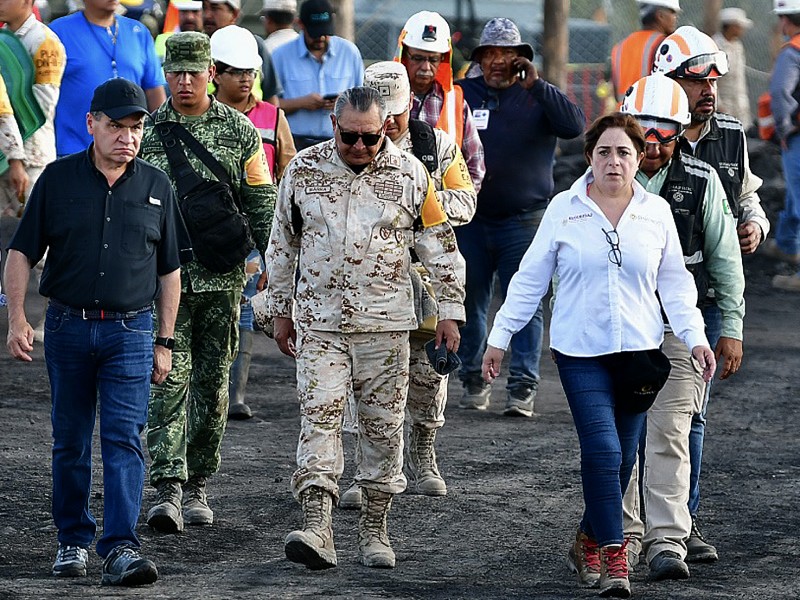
[272,35,363,139]
[51,12,166,155]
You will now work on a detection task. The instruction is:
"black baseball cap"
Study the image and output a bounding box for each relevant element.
[300,0,335,38]
[90,78,149,120]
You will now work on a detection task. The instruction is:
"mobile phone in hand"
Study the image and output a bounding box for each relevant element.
[518,68,526,81]
[323,93,338,101]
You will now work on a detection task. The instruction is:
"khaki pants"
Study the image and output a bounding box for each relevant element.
[292,329,410,501]
[623,332,707,562]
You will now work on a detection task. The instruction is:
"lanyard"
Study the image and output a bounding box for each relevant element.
[82,12,119,78]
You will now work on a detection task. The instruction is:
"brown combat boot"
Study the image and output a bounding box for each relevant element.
[406,425,447,496]
[183,475,214,525]
[284,486,337,570]
[147,480,184,533]
[567,527,600,588]
[358,488,395,568]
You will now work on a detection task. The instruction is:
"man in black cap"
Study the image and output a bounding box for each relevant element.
[271,0,364,149]
[4,78,183,587]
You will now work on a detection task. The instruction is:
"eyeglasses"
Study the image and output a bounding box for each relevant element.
[222,68,257,79]
[636,117,683,144]
[602,227,622,268]
[674,51,729,79]
[407,54,443,67]
[337,125,384,146]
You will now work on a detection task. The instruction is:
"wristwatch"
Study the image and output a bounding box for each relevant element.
[154,336,175,350]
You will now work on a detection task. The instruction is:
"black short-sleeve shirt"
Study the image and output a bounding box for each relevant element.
[9,148,182,312]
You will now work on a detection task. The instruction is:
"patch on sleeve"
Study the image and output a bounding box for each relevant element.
[442,148,475,192]
[0,76,12,116]
[34,36,66,85]
[244,147,272,186]
[421,174,447,228]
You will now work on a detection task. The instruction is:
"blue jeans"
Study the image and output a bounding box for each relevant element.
[554,351,647,546]
[776,134,800,256]
[44,305,153,558]
[455,211,544,392]
[688,303,723,517]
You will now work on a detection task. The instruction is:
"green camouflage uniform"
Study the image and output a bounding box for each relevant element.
[266,138,465,500]
[141,33,276,486]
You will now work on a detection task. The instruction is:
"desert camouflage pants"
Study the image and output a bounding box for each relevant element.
[147,289,240,485]
[292,329,410,501]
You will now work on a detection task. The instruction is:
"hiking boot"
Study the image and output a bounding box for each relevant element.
[504,386,536,417]
[405,425,447,496]
[285,486,337,570]
[183,475,214,525]
[772,273,800,292]
[459,380,491,410]
[228,401,253,419]
[147,479,183,533]
[358,488,395,568]
[566,528,600,588]
[101,545,158,586]
[52,544,88,577]
[686,517,718,563]
[338,482,362,510]
[649,550,690,581]
[762,239,800,265]
[599,543,631,598]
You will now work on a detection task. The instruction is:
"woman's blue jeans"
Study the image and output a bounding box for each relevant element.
[44,305,153,558]
[554,351,647,546]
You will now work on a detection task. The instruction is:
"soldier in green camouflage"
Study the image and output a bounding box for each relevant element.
[140,31,276,534]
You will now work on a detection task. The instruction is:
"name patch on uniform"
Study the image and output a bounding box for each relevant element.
[149,196,162,206]
[216,135,238,148]
[563,212,593,225]
[307,185,331,194]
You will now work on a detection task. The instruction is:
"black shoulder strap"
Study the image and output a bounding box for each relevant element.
[169,122,234,188]
[408,119,438,174]
[154,122,205,199]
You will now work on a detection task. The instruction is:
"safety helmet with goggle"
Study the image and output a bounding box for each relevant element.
[653,26,728,80]
[620,74,691,142]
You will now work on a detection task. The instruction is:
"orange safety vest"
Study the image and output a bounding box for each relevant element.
[610,30,665,101]
[759,34,800,141]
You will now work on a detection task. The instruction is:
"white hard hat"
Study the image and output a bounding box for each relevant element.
[653,26,729,79]
[774,0,800,14]
[719,7,753,28]
[401,11,451,54]
[210,25,262,69]
[364,61,410,116]
[262,0,296,12]
[637,0,681,12]
[173,0,202,10]
[620,74,691,126]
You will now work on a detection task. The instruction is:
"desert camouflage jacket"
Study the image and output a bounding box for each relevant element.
[266,137,466,333]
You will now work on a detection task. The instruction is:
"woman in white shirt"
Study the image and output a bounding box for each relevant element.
[481,113,715,599]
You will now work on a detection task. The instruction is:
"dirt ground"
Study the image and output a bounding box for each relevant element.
[2,148,800,599]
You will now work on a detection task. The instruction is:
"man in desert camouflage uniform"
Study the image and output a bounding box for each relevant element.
[337,61,475,508]
[140,32,276,534]
[264,86,465,570]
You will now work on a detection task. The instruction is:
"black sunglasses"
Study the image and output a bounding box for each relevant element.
[337,126,383,147]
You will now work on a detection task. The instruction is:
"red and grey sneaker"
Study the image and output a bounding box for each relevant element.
[599,541,631,598]
[567,527,600,588]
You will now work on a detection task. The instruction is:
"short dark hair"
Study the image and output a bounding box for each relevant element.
[266,10,294,26]
[785,13,800,27]
[214,60,231,73]
[583,113,646,162]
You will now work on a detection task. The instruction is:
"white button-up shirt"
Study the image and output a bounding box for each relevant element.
[488,170,708,357]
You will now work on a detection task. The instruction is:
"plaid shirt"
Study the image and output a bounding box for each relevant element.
[411,81,485,193]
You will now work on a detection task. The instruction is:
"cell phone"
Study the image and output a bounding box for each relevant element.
[518,68,526,81]
[323,93,339,101]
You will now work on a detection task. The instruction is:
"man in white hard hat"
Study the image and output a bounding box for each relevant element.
[653,25,769,564]
[617,74,743,582]
[154,1,204,63]
[610,0,680,101]
[336,61,476,508]
[714,8,753,125]
[395,11,484,191]
[271,0,364,149]
[260,0,298,53]
[767,0,800,289]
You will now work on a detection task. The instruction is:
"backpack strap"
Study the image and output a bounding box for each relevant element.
[408,119,438,174]
[154,123,205,199]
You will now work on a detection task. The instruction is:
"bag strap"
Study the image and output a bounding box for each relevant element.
[154,122,205,198]
[169,122,234,188]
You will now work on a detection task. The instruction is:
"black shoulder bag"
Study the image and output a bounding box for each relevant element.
[155,122,255,274]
